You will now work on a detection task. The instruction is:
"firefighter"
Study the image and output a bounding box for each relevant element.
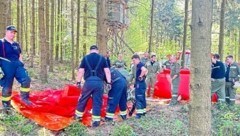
[74,45,111,127]
[105,67,128,121]
[211,54,226,103]
[145,55,161,97]
[0,25,32,110]
[132,54,148,119]
[225,55,240,105]
[169,55,181,106]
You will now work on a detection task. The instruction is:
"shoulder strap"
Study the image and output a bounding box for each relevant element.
[85,56,103,76]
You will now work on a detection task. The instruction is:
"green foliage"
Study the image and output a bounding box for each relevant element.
[0,111,36,135]
[212,105,240,136]
[64,121,88,136]
[112,123,135,136]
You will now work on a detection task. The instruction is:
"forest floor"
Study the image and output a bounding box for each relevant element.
[0,57,240,136]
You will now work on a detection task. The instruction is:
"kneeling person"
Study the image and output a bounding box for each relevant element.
[105,67,128,121]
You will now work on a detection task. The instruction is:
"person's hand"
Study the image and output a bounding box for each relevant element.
[76,82,81,89]
[138,76,146,81]
[106,83,112,90]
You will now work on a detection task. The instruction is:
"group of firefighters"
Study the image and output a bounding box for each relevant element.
[0,25,239,128]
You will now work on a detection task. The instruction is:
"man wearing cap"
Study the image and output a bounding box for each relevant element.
[74,45,111,127]
[0,25,32,110]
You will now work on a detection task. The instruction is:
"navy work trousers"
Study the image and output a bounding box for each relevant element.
[107,78,127,114]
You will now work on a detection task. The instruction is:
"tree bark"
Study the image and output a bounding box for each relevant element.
[83,0,88,56]
[238,30,240,62]
[39,0,48,82]
[0,0,11,37]
[148,0,154,54]
[30,0,35,68]
[46,0,50,65]
[60,0,63,63]
[96,0,107,55]
[189,0,212,135]
[76,0,81,66]
[181,0,189,68]
[17,0,21,42]
[218,0,225,61]
[20,0,24,47]
[71,0,75,80]
[55,0,61,61]
[25,0,29,53]
[49,0,55,72]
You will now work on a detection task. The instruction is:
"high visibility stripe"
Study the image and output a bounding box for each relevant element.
[218,99,225,101]
[92,115,100,121]
[20,87,30,92]
[225,97,230,99]
[1,96,11,101]
[136,109,144,114]
[75,110,83,117]
[106,113,114,118]
[120,110,127,116]
[143,108,146,113]
[172,95,177,97]
[230,99,236,101]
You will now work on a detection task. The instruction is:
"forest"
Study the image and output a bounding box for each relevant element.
[0,0,240,135]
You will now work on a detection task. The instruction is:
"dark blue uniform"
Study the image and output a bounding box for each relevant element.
[135,62,147,118]
[0,39,31,108]
[75,53,108,124]
[105,68,127,121]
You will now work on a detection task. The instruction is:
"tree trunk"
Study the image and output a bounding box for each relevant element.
[39,0,48,82]
[71,0,75,80]
[60,0,63,63]
[49,0,55,72]
[55,0,60,61]
[24,0,29,54]
[0,0,11,37]
[238,30,240,62]
[83,0,87,56]
[218,0,225,61]
[181,0,189,68]
[30,0,35,68]
[189,0,212,135]
[17,0,21,42]
[148,0,154,54]
[46,0,50,65]
[20,0,24,47]
[76,0,81,67]
[96,0,107,55]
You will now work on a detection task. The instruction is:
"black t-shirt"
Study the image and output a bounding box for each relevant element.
[136,62,145,82]
[0,39,22,61]
[79,53,109,80]
[211,61,225,79]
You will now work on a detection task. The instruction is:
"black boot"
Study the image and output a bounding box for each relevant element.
[169,97,178,106]
[92,121,100,127]
[120,115,127,120]
[20,92,32,106]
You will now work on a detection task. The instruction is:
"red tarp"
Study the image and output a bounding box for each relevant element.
[2,85,110,131]
[153,69,218,102]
